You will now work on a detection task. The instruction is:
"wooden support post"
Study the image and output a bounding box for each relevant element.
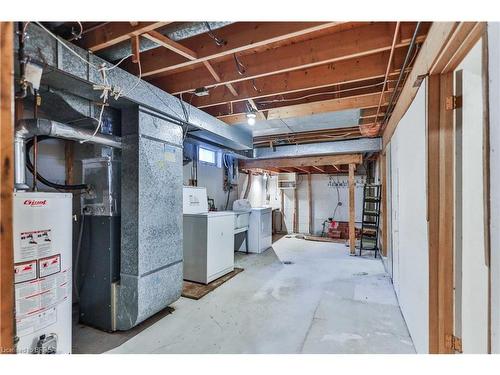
[307,173,313,235]
[0,21,15,354]
[427,73,455,354]
[131,35,141,64]
[293,184,298,233]
[349,163,356,255]
[280,189,285,233]
[64,141,74,185]
[437,72,455,354]
[380,152,388,256]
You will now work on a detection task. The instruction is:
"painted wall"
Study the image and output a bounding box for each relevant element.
[489,21,500,354]
[388,79,429,353]
[455,39,489,353]
[245,172,366,235]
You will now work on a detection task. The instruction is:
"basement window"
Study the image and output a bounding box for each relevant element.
[199,146,217,166]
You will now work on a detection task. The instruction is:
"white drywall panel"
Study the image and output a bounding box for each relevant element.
[389,79,429,353]
[489,21,500,354]
[456,39,489,353]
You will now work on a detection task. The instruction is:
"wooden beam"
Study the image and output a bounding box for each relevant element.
[437,72,454,354]
[0,21,14,353]
[349,163,356,255]
[78,22,170,52]
[130,22,343,77]
[308,173,313,235]
[193,49,404,108]
[312,166,325,173]
[253,126,363,146]
[430,22,484,75]
[143,30,198,60]
[240,154,363,170]
[382,22,458,149]
[293,185,298,233]
[427,74,441,354]
[266,92,390,121]
[131,35,140,64]
[64,141,74,185]
[152,22,427,94]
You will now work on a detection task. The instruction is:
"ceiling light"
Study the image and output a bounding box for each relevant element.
[246,112,256,126]
[194,87,210,97]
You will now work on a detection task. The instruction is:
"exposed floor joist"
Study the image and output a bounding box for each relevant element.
[240,154,363,171]
[192,49,407,108]
[151,22,428,95]
[79,22,171,52]
[123,22,343,77]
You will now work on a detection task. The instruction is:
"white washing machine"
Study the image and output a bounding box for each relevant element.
[234,199,272,254]
[183,187,235,284]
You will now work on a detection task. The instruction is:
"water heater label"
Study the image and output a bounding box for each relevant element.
[19,229,52,261]
[39,254,61,278]
[14,260,38,284]
[16,307,57,338]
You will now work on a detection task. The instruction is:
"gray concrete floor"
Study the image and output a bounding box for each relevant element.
[108,236,415,354]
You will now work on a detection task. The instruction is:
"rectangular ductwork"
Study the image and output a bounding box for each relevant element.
[116,106,183,330]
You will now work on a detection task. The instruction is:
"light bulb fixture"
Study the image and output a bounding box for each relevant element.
[246,111,256,125]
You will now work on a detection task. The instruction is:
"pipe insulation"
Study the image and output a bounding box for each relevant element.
[15,118,121,189]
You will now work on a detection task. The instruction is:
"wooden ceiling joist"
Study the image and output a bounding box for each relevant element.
[142,30,198,60]
[153,22,427,95]
[192,49,406,108]
[253,126,363,147]
[266,92,390,121]
[78,22,170,52]
[240,154,363,171]
[125,22,342,77]
[382,22,458,148]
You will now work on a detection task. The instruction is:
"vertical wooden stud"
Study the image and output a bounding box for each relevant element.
[307,173,313,235]
[0,21,15,354]
[349,163,356,255]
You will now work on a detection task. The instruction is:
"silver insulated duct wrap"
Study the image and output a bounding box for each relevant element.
[15,118,122,189]
[117,106,183,330]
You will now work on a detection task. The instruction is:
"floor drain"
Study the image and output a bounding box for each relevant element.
[283,261,294,265]
[353,272,368,276]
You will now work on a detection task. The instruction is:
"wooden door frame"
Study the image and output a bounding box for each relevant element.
[381,22,487,353]
[0,21,15,354]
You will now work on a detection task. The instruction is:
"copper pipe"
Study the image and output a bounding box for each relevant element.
[374,22,401,125]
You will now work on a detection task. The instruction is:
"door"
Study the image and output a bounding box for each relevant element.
[385,146,394,278]
[453,39,489,353]
[390,140,400,294]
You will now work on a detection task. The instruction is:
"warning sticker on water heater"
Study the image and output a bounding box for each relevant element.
[14,260,38,284]
[39,254,61,278]
[19,229,52,261]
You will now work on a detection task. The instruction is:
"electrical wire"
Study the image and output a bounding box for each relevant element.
[233,53,246,75]
[34,22,99,70]
[26,136,89,191]
[205,22,227,46]
[68,21,84,42]
[257,80,396,105]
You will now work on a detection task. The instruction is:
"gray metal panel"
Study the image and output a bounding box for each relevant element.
[253,138,382,159]
[21,23,253,151]
[118,107,183,330]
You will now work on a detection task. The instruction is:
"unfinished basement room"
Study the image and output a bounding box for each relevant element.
[1,3,500,370]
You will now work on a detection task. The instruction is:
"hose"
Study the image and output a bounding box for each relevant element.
[25,136,89,191]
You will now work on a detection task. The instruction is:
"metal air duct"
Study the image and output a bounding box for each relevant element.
[15,118,122,189]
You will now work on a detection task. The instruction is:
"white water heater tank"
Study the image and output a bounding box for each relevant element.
[13,192,72,354]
